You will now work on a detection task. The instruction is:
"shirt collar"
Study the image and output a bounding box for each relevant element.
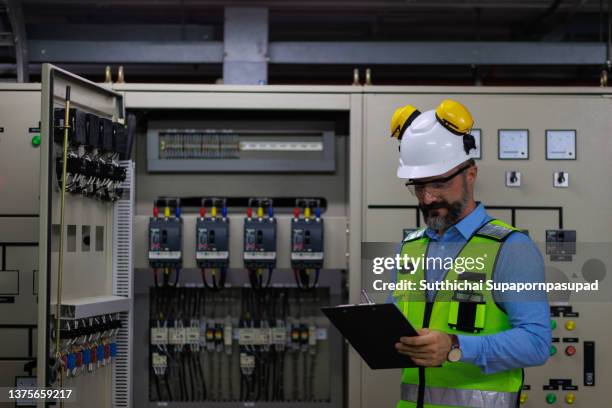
[425,202,488,240]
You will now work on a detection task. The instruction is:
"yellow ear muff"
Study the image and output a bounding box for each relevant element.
[435,99,474,135]
[390,105,421,140]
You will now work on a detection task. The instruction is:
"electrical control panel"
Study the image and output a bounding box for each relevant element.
[360,89,612,408]
[130,99,349,407]
[518,303,600,407]
[37,65,134,408]
[0,85,42,397]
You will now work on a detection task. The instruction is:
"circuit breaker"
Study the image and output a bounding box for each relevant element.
[196,200,230,269]
[291,200,324,270]
[243,200,277,270]
[148,200,183,268]
[290,199,325,290]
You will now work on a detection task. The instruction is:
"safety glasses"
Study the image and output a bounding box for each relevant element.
[405,163,472,197]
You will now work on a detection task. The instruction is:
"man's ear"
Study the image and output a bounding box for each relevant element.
[467,165,478,184]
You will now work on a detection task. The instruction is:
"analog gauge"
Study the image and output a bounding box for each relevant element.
[546,130,576,160]
[498,129,529,160]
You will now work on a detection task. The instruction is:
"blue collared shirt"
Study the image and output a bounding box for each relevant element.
[392,203,551,374]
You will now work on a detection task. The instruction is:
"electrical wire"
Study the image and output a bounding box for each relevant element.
[201,267,227,291]
[294,268,321,291]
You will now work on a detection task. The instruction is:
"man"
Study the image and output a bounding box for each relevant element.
[389,100,551,408]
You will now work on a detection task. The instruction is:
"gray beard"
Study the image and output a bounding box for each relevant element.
[423,179,470,231]
[425,213,456,231]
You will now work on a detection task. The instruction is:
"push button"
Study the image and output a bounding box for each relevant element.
[565,320,576,331]
[546,393,557,404]
[519,393,528,404]
[550,320,557,330]
[565,345,576,356]
[565,393,575,404]
[549,345,557,356]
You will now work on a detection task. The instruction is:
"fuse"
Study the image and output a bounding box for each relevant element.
[67,353,77,376]
[83,348,93,373]
[104,343,111,363]
[97,344,105,367]
[90,345,98,368]
[76,350,83,371]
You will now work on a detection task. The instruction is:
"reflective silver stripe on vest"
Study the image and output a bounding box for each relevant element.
[401,383,518,408]
[475,222,513,240]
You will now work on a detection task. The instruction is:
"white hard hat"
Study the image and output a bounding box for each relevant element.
[395,100,477,180]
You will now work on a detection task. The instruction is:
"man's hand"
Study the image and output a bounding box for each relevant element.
[395,328,453,366]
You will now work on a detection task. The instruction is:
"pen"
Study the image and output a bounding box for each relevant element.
[361,289,374,304]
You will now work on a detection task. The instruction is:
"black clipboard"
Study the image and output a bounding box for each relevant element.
[321,303,419,369]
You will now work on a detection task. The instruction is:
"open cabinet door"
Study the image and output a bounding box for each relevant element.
[37,64,134,408]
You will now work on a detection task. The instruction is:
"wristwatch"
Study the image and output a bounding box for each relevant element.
[447,334,462,362]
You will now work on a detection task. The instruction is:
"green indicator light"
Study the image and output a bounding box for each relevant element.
[550,320,557,330]
[549,346,557,356]
[546,393,557,404]
[31,135,41,147]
